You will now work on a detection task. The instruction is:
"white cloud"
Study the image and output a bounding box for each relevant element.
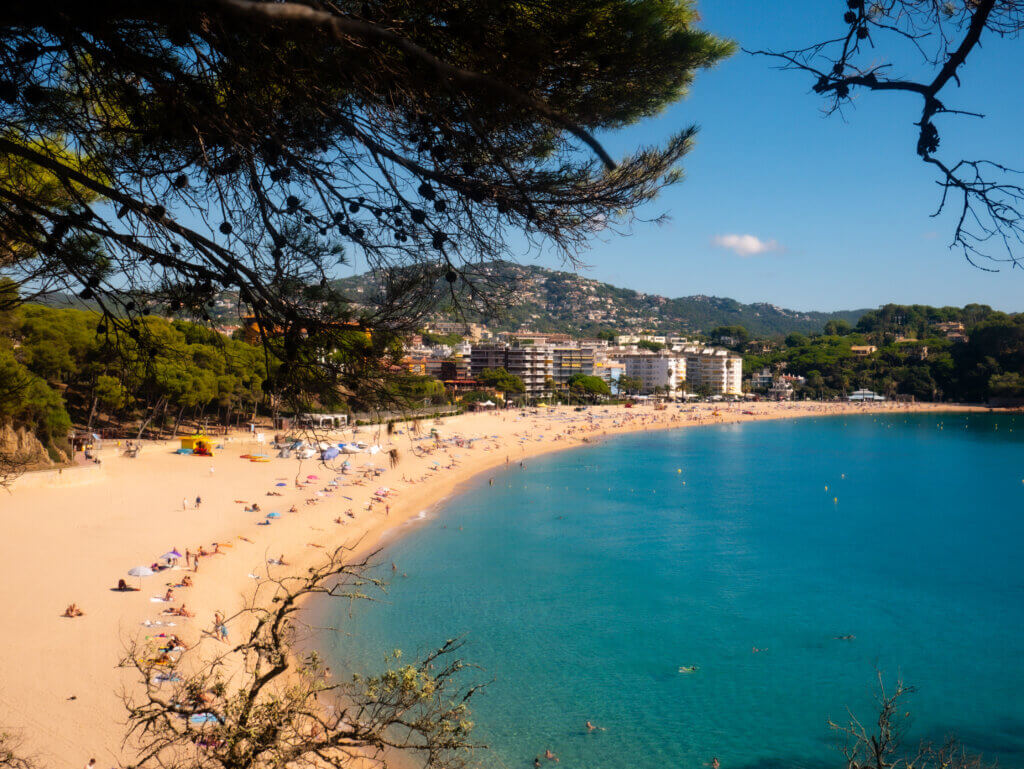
[711,233,782,257]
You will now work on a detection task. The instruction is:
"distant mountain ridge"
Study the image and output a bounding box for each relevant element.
[335,261,868,338]
[34,261,868,338]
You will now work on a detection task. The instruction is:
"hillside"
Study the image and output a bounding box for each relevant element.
[334,261,867,338]
[35,261,867,338]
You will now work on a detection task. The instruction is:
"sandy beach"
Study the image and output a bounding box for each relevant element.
[0,400,990,768]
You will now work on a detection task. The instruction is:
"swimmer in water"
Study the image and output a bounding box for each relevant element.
[586,720,604,731]
[835,634,856,641]
[544,749,558,762]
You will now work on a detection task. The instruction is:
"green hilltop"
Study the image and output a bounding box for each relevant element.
[333,261,868,338]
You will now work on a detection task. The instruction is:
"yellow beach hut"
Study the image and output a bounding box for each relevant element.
[180,434,214,456]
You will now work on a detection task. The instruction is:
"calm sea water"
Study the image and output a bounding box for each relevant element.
[320,413,1024,769]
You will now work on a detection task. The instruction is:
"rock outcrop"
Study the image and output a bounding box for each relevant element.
[0,422,62,481]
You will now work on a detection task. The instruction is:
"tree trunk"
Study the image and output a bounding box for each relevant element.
[136,396,167,441]
[171,406,185,437]
[85,395,99,431]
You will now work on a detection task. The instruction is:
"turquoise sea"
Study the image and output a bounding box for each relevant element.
[321,413,1024,769]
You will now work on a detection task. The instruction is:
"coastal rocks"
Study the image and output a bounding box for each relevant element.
[0,421,63,481]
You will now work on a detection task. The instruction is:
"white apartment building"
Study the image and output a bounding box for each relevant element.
[682,346,743,396]
[618,353,684,394]
[616,334,668,346]
[666,336,694,350]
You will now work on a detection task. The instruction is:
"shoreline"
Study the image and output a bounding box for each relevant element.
[0,401,998,768]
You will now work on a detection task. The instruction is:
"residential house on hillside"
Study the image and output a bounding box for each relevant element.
[750,368,774,391]
[933,321,968,342]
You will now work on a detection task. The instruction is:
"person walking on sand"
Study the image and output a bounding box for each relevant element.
[214,611,228,642]
[182,497,188,511]
[195,495,202,509]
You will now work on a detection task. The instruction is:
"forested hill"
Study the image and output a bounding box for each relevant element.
[334,262,867,337]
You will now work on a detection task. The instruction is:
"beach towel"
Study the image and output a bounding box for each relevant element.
[150,596,170,602]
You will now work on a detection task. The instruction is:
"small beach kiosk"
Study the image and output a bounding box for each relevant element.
[179,434,214,456]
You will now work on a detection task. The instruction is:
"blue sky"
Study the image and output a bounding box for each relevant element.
[518,1,1024,312]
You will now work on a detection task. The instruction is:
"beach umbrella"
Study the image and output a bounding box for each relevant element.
[266,512,280,518]
[159,551,181,562]
[128,565,155,589]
